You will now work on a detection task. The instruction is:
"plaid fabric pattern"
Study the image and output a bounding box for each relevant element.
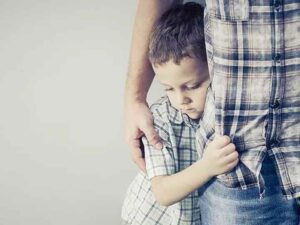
[197,0,300,199]
[122,96,201,225]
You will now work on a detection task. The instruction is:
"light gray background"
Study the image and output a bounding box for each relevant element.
[0,0,204,224]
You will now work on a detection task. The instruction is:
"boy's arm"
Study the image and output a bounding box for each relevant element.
[150,136,239,206]
[125,0,179,172]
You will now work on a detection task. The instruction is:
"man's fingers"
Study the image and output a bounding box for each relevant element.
[143,127,163,150]
[135,157,147,173]
[130,138,141,149]
[131,147,146,173]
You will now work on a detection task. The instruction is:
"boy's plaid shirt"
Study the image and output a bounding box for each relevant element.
[122,96,202,225]
[197,0,300,199]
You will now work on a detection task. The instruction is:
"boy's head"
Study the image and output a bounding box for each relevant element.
[149,2,209,120]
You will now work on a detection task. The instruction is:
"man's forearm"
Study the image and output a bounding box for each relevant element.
[125,0,178,103]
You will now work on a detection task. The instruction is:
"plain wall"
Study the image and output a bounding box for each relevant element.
[0,0,204,224]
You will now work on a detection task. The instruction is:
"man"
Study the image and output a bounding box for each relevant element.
[124,0,300,223]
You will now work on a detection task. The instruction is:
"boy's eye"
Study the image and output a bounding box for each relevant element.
[165,87,174,91]
[186,83,201,90]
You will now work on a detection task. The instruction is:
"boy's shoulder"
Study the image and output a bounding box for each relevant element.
[147,96,183,144]
[149,95,170,114]
[149,96,200,130]
[149,96,182,125]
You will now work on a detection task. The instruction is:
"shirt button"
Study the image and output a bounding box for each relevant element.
[270,99,281,109]
[274,54,281,63]
[274,0,281,11]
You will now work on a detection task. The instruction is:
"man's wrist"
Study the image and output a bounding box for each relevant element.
[125,79,148,104]
[125,92,147,104]
[125,93,147,110]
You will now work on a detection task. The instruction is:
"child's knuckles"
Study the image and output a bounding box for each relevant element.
[231,159,239,168]
[212,140,224,149]
[233,151,239,158]
[227,165,234,172]
[227,162,235,169]
[228,143,236,150]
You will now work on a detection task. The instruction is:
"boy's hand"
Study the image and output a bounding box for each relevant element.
[202,135,239,177]
[125,100,163,172]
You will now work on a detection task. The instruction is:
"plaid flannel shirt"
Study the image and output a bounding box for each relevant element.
[197,0,300,199]
[122,96,202,224]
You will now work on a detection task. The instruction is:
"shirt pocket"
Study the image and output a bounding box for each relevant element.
[206,0,249,21]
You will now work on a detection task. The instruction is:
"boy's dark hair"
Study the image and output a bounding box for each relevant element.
[149,2,206,65]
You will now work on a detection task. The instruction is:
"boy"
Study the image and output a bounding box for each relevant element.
[121,3,239,224]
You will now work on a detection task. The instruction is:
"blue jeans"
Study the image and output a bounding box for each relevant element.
[199,156,299,225]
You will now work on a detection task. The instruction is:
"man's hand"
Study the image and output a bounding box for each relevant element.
[123,0,176,172]
[125,100,163,172]
[202,135,239,177]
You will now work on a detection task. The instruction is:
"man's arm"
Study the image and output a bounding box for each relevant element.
[125,0,179,171]
[151,136,239,206]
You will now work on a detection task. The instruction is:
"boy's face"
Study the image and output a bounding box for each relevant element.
[153,57,209,120]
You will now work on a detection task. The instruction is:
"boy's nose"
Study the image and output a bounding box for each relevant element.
[177,93,190,105]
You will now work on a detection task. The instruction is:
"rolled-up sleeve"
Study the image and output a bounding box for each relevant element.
[143,118,175,180]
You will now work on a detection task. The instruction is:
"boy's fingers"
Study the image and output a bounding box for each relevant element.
[224,151,239,163]
[226,158,239,171]
[220,143,236,156]
[212,135,231,149]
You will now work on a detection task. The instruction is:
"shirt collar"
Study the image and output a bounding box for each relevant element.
[165,97,200,130]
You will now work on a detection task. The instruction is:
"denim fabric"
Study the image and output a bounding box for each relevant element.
[198,156,299,225]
